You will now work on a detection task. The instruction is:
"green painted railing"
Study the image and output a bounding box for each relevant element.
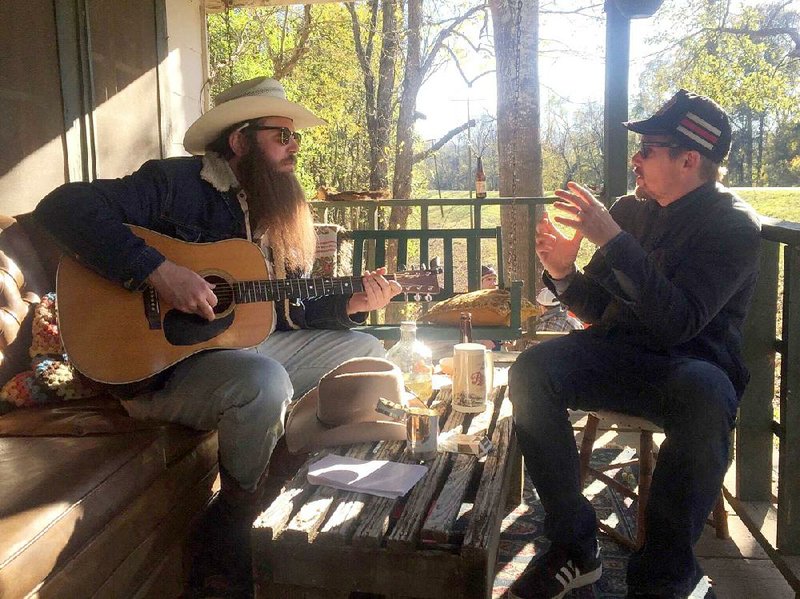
[736,216,800,588]
[309,196,555,231]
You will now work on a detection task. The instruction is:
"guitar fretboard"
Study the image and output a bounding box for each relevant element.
[232,275,379,304]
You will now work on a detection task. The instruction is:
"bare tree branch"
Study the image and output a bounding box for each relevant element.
[448,29,492,54]
[273,6,312,79]
[420,3,486,76]
[413,120,476,164]
[442,45,494,87]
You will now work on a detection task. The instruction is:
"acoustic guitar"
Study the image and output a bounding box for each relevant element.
[56,225,440,384]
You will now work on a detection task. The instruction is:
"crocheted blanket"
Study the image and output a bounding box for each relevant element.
[0,293,98,413]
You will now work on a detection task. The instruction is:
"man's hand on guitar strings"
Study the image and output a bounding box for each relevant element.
[346,267,402,315]
[147,259,217,321]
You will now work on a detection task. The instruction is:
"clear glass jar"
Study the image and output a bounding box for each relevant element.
[385,321,434,402]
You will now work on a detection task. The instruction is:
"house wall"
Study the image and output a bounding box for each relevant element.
[0,2,69,217]
[0,0,208,217]
[162,0,208,158]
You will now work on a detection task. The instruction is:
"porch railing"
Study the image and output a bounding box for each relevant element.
[736,216,800,589]
[309,196,553,231]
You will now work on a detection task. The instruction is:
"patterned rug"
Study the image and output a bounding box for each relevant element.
[493,448,637,598]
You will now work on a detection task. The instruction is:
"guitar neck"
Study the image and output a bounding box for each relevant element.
[233,274,391,304]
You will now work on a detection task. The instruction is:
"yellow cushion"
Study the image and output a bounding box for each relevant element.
[422,288,542,327]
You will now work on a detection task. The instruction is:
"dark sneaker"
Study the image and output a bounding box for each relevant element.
[508,543,602,599]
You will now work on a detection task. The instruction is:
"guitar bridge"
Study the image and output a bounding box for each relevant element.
[143,287,162,330]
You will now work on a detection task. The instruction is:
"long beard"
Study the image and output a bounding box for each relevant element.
[238,149,316,273]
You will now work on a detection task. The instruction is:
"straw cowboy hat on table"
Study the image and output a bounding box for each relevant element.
[285,357,413,455]
[183,76,327,155]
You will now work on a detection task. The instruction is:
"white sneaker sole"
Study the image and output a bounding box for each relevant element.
[508,563,602,599]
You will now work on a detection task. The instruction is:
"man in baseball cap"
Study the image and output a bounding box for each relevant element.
[508,91,761,599]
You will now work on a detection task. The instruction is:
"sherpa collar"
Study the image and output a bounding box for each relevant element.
[200,151,239,192]
[200,151,254,241]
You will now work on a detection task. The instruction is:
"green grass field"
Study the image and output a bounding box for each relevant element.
[732,188,800,222]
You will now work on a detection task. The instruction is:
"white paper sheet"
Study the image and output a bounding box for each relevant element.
[307,454,428,499]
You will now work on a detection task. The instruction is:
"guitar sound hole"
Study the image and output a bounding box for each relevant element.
[205,275,233,314]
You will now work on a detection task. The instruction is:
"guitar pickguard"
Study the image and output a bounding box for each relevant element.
[163,309,235,346]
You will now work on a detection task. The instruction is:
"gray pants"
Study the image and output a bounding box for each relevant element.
[122,329,384,490]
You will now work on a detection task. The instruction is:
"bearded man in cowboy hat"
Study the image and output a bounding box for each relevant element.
[33,76,401,597]
[507,90,761,599]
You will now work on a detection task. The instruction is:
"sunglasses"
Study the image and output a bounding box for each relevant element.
[248,125,302,146]
[638,140,682,159]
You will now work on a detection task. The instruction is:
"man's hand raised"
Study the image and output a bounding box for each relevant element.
[552,181,621,248]
[347,267,403,315]
[535,212,583,280]
[147,259,217,321]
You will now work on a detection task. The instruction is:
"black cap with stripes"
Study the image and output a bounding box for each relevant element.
[624,89,732,163]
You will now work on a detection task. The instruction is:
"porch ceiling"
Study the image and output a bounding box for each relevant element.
[205,0,347,12]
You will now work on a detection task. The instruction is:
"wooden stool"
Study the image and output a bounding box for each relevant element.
[577,410,730,550]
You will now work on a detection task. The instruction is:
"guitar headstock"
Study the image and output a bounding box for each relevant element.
[393,267,442,300]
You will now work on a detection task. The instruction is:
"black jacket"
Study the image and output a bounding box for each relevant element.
[549,182,761,396]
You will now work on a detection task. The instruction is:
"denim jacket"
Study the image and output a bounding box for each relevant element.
[33,155,363,330]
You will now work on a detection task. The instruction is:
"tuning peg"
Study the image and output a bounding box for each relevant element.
[424,293,432,301]
[414,293,421,301]
[430,257,440,269]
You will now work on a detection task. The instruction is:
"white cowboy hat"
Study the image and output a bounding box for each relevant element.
[183,76,326,155]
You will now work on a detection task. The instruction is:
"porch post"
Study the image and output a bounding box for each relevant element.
[603,0,630,205]
[777,244,800,553]
[738,240,779,502]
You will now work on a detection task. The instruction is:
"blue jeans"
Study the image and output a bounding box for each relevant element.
[122,329,385,491]
[508,331,737,596]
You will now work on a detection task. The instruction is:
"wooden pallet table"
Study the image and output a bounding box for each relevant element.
[252,379,521,599]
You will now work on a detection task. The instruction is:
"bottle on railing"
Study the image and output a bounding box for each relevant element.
[459,311,473,344]
[386,321,434,401]
[475,156,487,199]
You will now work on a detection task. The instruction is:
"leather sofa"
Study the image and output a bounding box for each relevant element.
[0,214,218,598]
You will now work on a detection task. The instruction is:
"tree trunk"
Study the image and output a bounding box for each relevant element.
[349,0,400,194]
[372,0,399,191]
[490,0,542,301]
[390,0,422,214]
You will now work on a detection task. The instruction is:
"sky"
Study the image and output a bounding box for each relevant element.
[415,0,776,140]
[414,3,678,140]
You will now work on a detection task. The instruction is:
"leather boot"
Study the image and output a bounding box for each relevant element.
[188,467,268,599]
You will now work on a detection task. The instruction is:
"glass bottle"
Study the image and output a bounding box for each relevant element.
[459,311,473,344]
[386,321,434,402]
[475,156,487,199]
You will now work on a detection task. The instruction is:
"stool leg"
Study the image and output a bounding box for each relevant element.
[636,431,655,549]
[579,414,600,486]
[713,492,730,539]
